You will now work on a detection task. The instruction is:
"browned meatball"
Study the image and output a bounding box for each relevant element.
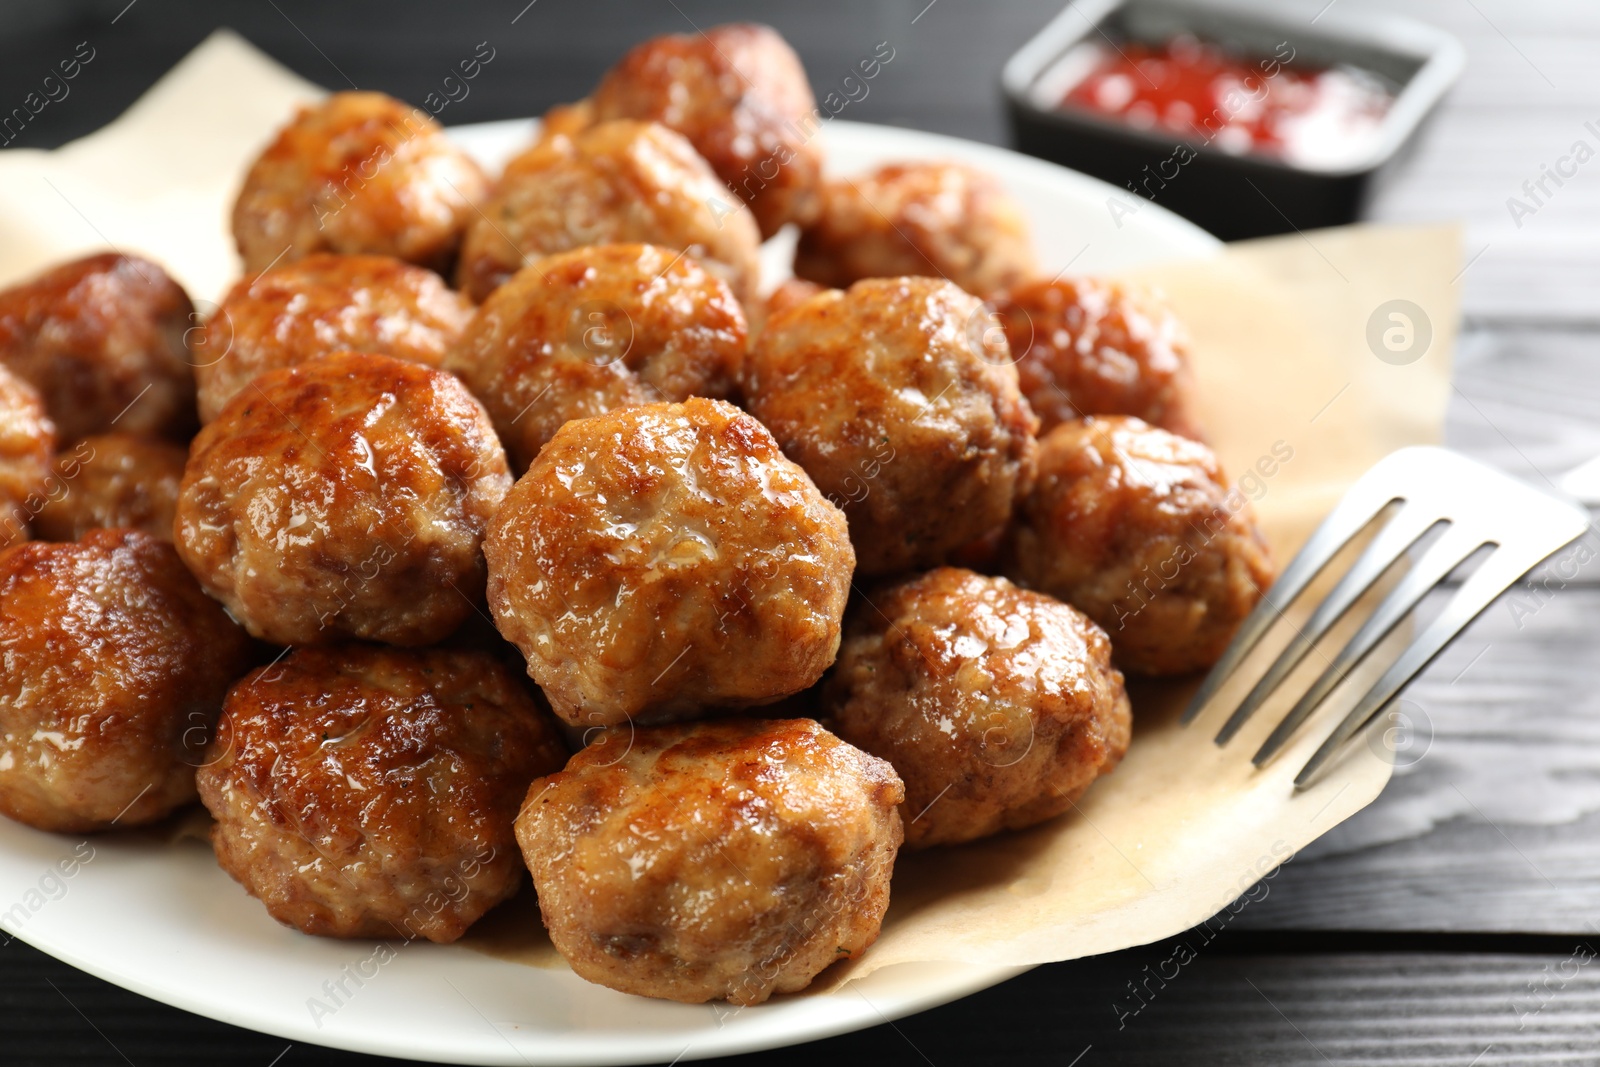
[0,252,197,441]
[198,644,567,942]
[515,717,903,1005]
[175,351,511,647]
[456,121,761,304]
[746,277,1038,576]
[233,92,488,275]
[794,162,1037,298]
[197,253,472,423]
[995,277,1204,439]
[445,244,746,472]
[0,364,54,548]
[0,531,255,833]
[748,277,826,339]
[32,433,186,542]
[591,23,824,237]
[1006,417,1274,675]
[485,398,853,728]
[538,99,595,142]
[825,568,1130,849]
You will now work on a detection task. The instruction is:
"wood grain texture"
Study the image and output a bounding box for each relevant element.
[10,934,1600,1067]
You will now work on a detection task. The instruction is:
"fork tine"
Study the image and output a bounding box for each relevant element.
[1251,523,1487,765]
[1180,477,1401,724]
[1213,506,1443,745]
[1294,532,1582,787]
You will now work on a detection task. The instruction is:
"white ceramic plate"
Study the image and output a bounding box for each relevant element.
[0,119,1219,1066]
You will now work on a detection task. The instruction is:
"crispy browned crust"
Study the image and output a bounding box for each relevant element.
[197,253,471,423]
[1005,416,1274,675]
[516,717,904,1004]
[746,276,1038,575]
[198,644,568,942]
[175,350,511,646]
[0,252,197,441]
[825,566,1131,848]
[445,243,746,472]
[232,91,488,274]
[484,397,853,727]
[0,530,255,832]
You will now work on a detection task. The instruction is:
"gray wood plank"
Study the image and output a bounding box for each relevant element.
[12,934,1600,1066]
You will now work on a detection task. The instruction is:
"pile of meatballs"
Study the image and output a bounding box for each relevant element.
[0,24,1274,1006]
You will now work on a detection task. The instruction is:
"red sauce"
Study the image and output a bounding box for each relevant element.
[1055,35,1394,168]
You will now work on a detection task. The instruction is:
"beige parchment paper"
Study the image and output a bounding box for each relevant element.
[0,33,1459,982]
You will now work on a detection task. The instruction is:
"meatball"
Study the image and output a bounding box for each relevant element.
[197,253,472,423]
[0,252,197,441]
[995,276,1204,439]
[745,277,1038,576]
[794,162,1037,298]
[0,365,54,548]
[232,91,488,275]
[175,351,511,647]
[485,398,853,727]
[515,717,903,1005]
[0,530,255,833]
[1005,416,1274,675]
[455,120,761,304]
[445,244,746,472]
[825,568,1131,849]
[590,23,824,237]
[198,644,567,942]
[538,99,595,142]
[33,433,186,542]
[749,277,825,339]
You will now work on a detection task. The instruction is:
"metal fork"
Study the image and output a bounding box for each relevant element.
[1181,446,1592,788]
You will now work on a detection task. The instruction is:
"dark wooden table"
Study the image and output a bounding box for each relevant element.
[3,1,1598,1064]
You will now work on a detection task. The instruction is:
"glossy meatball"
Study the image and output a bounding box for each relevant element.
[794,162,1037,298]
[0,365,54,548]
[197,253,472,423]
[33,433,186,542]
[591,23,824,237]
[825,568,1131,849]
[1006,417,1274,675]
[746,277,1038,576]
[445,244,746,472]
[485,398,853,727]
[456,120,761,304]
[198,644,567,942]
[516,717,903,1005]
[995,276,1204,439]
[232,92,488,274]
[0,531,255,833]
[0,252,197,441]
[175,351,511,647]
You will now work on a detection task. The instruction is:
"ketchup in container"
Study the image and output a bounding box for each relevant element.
[1053,34,1395,169]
